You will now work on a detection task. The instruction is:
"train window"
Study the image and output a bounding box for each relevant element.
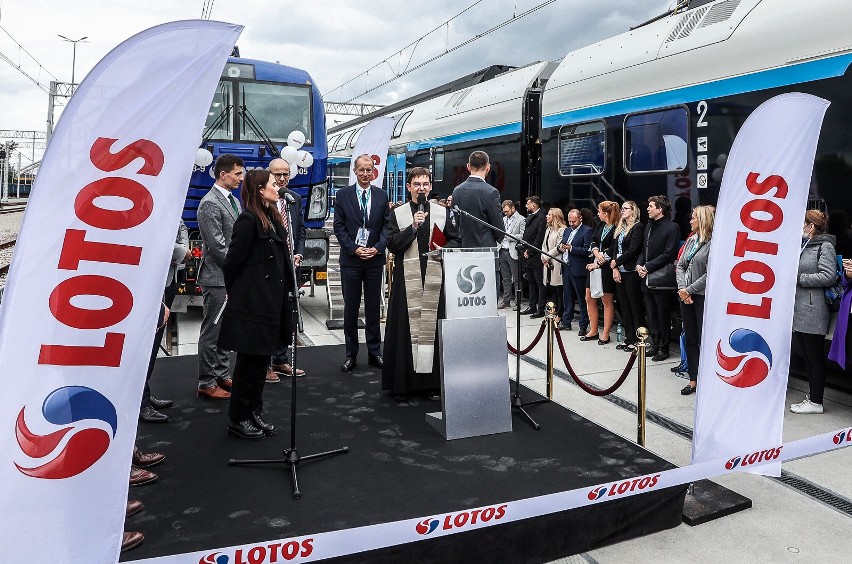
[204,81,234,141]
[238,82,313,145]
[624,107,689,174]
[349,127,364,149]
[393,111,413,138]
[433,148,445,182]
[335,131,354,152]
[387,169,394,193]
[558,121,606,176]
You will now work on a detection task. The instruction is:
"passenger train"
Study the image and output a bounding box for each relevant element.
[328,0,852,221]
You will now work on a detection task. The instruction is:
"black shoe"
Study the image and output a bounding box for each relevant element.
[149,396,173,409]
[597,338,611,345]
[530,311,545,319]
[652,351,670,362]
[579,334,599,341]
[681,384,696,395]
[519,307,535,315]
[368,355,384,368]
[646,348,659,357]
[341,356,357,372]
[251,412,278,436]
[227,419,265,440]
[139,405,169,423]
[556,322,572,331]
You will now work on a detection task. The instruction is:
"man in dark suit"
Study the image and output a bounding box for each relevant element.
[269,158,306,381]
[520,196,547,317]
[196,154,244,399]
[450,151,503,249]
[333,154,391,372]
[558,209,592,331]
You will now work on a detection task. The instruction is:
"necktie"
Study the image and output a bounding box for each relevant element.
[279,199,293,253]
[227,193,239,215]
[360,189,368,226]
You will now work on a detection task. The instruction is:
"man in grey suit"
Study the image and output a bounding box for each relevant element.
[196,154,244,399]
[498,199,525,309]
[451,151,503,249]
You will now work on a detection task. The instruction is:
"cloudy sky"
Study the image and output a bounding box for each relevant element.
[0,0,670,162]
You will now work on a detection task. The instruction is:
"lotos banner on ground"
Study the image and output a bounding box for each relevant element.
[692,93,830,470]
[0,21,241,563]
[347,116,396,186]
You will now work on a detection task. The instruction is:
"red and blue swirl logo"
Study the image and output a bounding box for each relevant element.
[587,486,607,501]
[15,386,117,479]
[415,518,440,535]
[199,553,229,564]
[716,329,773,388]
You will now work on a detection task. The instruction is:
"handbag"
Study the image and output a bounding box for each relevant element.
[589,268,604,298]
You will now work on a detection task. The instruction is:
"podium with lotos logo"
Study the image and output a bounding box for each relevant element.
[426,248,512,440]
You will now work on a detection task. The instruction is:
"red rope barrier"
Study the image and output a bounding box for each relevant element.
[553,328,637,396]
[507,320,547,355]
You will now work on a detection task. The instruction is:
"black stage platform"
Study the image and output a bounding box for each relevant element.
[124,345,687,563]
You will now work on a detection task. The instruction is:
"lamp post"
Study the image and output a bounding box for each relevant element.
[58,35,88,85]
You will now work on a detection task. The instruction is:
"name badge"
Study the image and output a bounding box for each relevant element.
[356,227,370,247]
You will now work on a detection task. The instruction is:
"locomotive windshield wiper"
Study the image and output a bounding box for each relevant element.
[238,103,281,158]
[202,103,232,145]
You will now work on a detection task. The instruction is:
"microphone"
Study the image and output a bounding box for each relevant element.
[416,193,427,213]
[284,192,296,205]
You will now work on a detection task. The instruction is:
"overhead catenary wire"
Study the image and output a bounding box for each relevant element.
[0,25,59,94]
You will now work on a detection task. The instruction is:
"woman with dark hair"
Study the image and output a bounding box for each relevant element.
[790,209,836,414]
[610,201,645,352]
[582,201,620,344]
[675,205,715,395]
[218,169,295,439]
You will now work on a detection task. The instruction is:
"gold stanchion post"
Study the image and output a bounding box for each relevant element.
[545,301,556,399]
[636,327,649,446]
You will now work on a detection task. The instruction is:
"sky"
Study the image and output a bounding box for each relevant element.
[0,0,671,164]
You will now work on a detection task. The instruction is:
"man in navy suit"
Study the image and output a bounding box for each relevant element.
[558,209,592,332]
[333,154,391,372]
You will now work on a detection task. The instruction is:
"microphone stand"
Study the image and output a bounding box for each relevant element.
[229,196,348,499]
[450,205,560,429]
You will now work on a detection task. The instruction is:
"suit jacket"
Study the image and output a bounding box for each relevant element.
[197,186,240,286]
[502,211,526,260]
[609,223,644,272]
[521,208,547,267]
[218,209,295,355]
[333,183,390,268]
[560,224,592,278]
[279,188,306,257]
[451,176,503,248]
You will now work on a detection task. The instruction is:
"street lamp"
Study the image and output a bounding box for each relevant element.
[58,35,88,86]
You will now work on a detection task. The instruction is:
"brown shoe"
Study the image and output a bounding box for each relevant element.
[217,377,233,391]
[271,363,305,376]
[133,446,165,468]
[126,500,144,517]
[295,335,306,347]
[130,465,157,486]
[197,385,230,399]
[265,367,281,383]
[121,531,144,552]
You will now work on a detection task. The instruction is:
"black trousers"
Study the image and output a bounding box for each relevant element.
[563,272,589,331]
[525,264,546,312]
[792,331,827,404]
[679,294,705,381]
[643,289,675,353]
[615,271,645,345]
[545,284,563,320]
[341,262,383,358]
[228,352,269,422]
[142,283,177,409]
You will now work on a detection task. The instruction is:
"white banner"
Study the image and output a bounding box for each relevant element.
[129,428,852,564]
[692,93,830,469]
[0,21,241,563]
[347,116,396,187]
[443,250,498,319]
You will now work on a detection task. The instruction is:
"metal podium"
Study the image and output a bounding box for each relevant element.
[426,248,512,440]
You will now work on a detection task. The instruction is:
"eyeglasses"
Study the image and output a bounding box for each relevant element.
[272,172,290,179]
[623,206,633,211]
[410,182,431,189]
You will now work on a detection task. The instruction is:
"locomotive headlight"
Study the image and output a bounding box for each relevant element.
[307,181,328,220]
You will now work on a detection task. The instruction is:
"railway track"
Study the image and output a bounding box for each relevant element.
[0,236,16,279]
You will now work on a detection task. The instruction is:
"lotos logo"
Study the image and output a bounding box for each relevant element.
[199,540,313,564]
[725,447,782,470]
[587,487,607,501]
[833,430,852,445]
[456,265,486,295]
[15,386,117,479]
[416,518,440,535]
[199,554,229,564]
[716,328,773,388]
[589,474,661,500]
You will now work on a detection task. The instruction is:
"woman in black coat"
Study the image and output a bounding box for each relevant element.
[609,201,645,352]
[218,169,295,440]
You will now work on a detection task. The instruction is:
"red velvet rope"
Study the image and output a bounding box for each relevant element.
[554,328,637,396]
[507,320,547,355]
